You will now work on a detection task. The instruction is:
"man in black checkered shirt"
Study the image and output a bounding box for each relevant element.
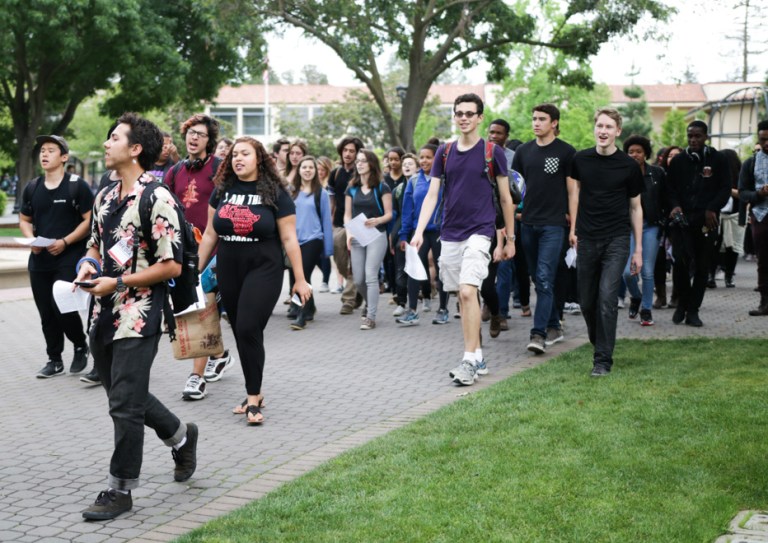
[511,104,577,354]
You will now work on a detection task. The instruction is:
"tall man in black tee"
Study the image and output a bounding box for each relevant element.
[570,109,644,377]
[20,135,94,378]
[328,136,363,314]
[666,120,731,327]
[512,104,576,354]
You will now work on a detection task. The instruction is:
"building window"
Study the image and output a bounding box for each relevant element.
[279,106,310,125]
[243,107,266,136]
[210,108,237,136]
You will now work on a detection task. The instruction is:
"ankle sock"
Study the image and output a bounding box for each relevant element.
[109,488,130,495]
[463,351,476,362]
[174,436,187,450]
[475,348,483,362]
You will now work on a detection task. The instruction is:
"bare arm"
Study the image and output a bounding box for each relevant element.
[278,214,312,304]
[197,205,219,271]
[629,194,643,275]
[410,177,441,250]
[496,175,516,260]
[567,176,579,248]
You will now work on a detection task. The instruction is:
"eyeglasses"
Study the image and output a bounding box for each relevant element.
[187,128,209,139]
[454,111,478,119]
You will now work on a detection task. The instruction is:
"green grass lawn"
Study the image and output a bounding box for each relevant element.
[0,227,23,237]
[177,339,768,543]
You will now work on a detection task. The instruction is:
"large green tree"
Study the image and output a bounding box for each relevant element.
[0,0,264,192]
[257,0,669,150]
[618,85,653,142]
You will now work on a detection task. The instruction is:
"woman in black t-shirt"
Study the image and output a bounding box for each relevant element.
[344,149,393,330]
[198,137,311,425]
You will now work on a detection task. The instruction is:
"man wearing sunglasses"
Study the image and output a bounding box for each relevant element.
[411,93,516,386]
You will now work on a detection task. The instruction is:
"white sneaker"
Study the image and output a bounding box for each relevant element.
[449,360,477,386]
[422,299,432,312]
[617,297,625,309]
[203,350,235,382]
[182,374,207,400]
[392,305,406,317]
[319,282,330,293]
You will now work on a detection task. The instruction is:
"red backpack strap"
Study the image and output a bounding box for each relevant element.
[485,141,495,181]
[442,141,454,171]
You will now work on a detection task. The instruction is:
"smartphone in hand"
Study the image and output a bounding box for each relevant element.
[74,281,96,288]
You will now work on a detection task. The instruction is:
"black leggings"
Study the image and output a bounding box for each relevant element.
[299,239,324,313]
[217,241,283,396]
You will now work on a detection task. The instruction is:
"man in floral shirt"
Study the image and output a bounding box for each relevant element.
[75,112,198,521]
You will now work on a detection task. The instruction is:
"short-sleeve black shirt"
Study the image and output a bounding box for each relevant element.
[20,174,94,271]
[571,148,644,240]
[344,182,392,232]
[209,180,295,242]
[512,138,575,227]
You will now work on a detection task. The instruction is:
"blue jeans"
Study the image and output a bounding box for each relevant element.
[577,236,630,370]
[521,224,565,337]
[90,333,186,490]
[622,224,659,310]
[496,260,514,317]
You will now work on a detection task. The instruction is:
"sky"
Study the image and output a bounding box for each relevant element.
[266,1,767,87]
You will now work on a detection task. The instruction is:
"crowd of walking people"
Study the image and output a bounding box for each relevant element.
[17,94,768,519]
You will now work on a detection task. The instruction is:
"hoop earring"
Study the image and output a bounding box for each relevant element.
[132,158,137,164]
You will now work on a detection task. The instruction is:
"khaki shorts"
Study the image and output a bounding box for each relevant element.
[438,234,491,292]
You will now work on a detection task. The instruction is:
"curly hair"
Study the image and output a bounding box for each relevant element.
[291,156,323,197]
[213,137,284,210]
[117,112,163,171]
[622,134,652,159]
[180,113,220,156]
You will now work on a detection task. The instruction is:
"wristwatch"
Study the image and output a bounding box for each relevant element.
[505,235,516,242]
[116,276,127,293]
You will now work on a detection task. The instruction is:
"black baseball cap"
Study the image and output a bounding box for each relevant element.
[36,135,69,154]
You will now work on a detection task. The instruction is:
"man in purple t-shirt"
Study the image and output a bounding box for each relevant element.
[411,93,516,386]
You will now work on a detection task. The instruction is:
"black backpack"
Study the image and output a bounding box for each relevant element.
[130,180,201,341]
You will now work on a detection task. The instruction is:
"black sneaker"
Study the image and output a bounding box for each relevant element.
[70,345,89,374]
[628,298,641,319]
[640,309,654,326]
[685,311,703,327]
[82,489,132,520]
[36,360,64,379]
[672,306,686,325]
[172,423,198,482]
[590,365,611,377]
[80,368,101,385]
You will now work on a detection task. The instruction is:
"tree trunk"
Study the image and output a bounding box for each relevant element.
[398,80,432,152]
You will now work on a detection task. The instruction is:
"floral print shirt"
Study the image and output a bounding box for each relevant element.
[87,173,183,343]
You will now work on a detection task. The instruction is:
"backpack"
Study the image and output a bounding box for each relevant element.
[128,179,201,341]
[348,185,385,215]
[438,141,522,223]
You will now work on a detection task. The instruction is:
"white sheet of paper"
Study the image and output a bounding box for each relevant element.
[15,236,56,247]
[404,243,428,280]
[173,282,207,316]
[565,247,577,268]
[344,213,383,247]
[53,280,91,314]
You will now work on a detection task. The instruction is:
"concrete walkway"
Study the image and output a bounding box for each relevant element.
[0,254,764,542]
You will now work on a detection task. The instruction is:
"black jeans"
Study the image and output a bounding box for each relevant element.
[90,332,185,490]
[669,221,716,312]
[30,266,87,361]
[299,239,324,314]
[577,236,630,370]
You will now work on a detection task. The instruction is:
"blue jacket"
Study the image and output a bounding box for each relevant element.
[398,170,443,242]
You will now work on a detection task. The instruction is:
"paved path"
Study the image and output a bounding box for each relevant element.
[0,257,764,542]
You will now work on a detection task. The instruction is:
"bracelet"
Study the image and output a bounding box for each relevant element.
[61,238,68,247]
[76,257,102,278]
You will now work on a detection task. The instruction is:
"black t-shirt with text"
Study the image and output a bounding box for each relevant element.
[512,138,576,227]
[209,180,295,242]
[20,174,94,271]
[571,148,644,240]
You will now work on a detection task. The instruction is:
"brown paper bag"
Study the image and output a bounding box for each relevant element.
[170,292,223,360]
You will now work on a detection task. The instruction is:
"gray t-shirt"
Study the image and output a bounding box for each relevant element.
[345,182,391,232]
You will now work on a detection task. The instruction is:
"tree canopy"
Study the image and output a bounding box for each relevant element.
[257,0,669,150]
[0,0,265,188]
